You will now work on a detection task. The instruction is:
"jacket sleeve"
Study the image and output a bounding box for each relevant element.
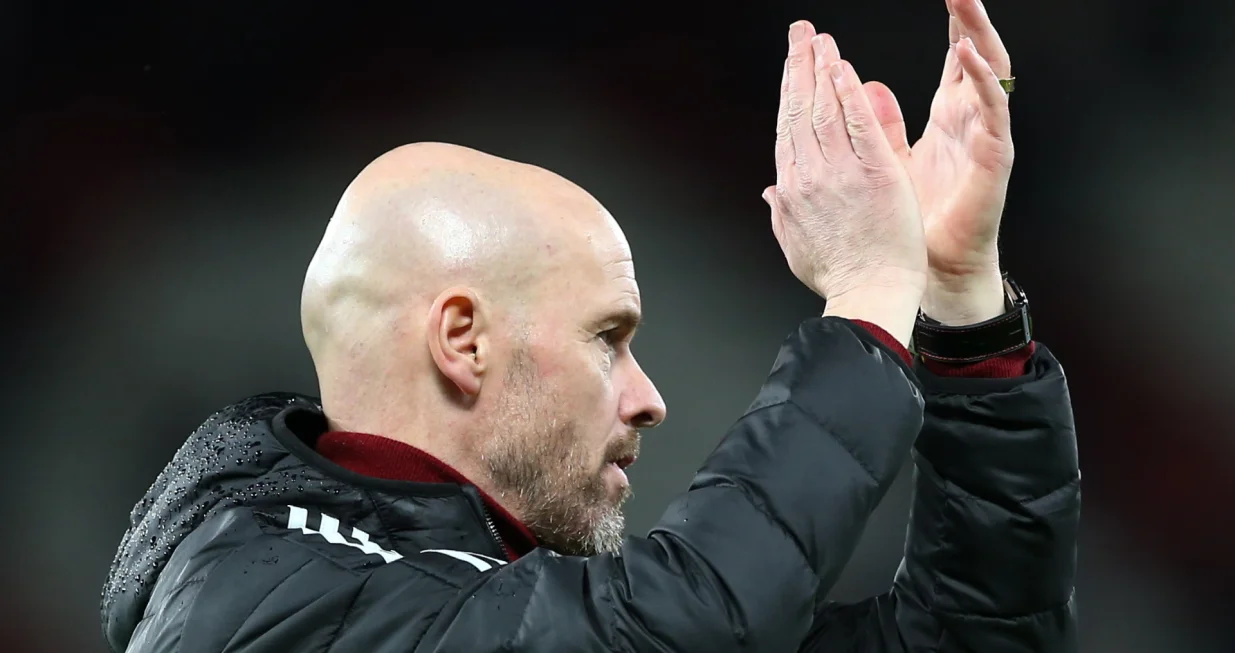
[799,344,1081,652]
[411,317,926,652]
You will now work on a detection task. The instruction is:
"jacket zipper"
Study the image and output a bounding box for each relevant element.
[481,505,512,562]
[464,486,511,562]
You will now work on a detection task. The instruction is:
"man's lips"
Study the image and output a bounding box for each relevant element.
[606,432,640,474]
[606,457,635,488]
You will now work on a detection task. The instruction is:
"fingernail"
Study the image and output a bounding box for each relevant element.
[830,61,846,85]
[789,21,808,43]
[812,35,827,66]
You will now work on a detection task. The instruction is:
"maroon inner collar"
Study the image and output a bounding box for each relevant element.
[315,431,538,560]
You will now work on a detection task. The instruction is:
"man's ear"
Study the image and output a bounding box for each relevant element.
[427,287,487,397]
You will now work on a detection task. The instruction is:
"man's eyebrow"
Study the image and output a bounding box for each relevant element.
[599,307,643,334]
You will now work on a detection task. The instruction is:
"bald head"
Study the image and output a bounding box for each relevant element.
[302,143,629,422]
[299,143,665,550]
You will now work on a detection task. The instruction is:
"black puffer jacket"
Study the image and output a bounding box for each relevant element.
[102,318,1079,652]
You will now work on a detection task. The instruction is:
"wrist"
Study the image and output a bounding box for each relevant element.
[914,271,1033,366]
[922,267,1005,326]
[824,282,924,349]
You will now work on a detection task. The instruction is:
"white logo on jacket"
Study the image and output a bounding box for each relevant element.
[421,549,508,571]
[286,505,509,571]
[287,505,404,563]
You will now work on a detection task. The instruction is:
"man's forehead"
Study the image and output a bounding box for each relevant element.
[601,244,640,293]
[555,209,633,278]
[541,234,640,322]
[602,254,636,280]
[596,267,642,332]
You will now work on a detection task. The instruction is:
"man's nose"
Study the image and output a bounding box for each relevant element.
[623,356,666,429]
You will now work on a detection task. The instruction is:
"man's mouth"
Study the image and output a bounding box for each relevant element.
[604,449,638,490]
[605,458,634,488]
[605,432,641,482]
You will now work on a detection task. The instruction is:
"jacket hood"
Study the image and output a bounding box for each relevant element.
[101,393,325,651]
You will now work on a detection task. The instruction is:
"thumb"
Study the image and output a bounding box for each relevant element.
[763,186,787,250]
[863,81,912,166]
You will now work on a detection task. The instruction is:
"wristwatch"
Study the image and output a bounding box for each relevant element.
[913,272,1033,363]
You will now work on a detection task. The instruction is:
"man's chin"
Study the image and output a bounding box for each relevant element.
[533,505,626,557]
[583,506,626,556]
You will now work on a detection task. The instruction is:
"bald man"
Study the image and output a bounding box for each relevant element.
[104,5,1078,653]
[300,144,666,557]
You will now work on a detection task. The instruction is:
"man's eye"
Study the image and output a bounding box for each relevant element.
[600,329,622,347]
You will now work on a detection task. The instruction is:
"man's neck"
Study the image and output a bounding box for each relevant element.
[314,426,540,559]
[324,413,525,524]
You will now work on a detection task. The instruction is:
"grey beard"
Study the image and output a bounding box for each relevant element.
[515,484,629,557]
[479,345,631,557]
[583,505,626,556]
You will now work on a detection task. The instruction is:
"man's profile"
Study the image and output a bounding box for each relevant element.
[102,3,1079,651]
[298,145,660,559]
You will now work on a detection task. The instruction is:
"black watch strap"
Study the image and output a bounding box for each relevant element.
[914,273,1033,364]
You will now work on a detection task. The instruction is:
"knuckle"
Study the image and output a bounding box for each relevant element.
[811,105,836,133]
[787,53,808,71]
[774,184,794,206]
[794,167,821,195]
[787,96,807,123]
[844,114,871,136]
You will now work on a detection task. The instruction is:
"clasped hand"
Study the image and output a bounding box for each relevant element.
[765,0,1015,343]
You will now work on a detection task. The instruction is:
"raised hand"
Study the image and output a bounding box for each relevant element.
[869,0,1015,324]
[763,22,927,347]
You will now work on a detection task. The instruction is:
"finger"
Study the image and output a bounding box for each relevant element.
[942,0,964,84]
[946,0,965,44]
[810,34,848,165]
[830,60,897,165]
[940,41,964,86]
[953,0,1011,78]
[775,59,794,185]
[864,81,911,166]
[956,37,1011,138]
[785,21,823,175]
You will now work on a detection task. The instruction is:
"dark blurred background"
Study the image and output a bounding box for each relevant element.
[5,1,1233,651]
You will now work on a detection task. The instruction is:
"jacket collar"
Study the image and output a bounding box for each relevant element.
[271,401,538,560]
[316,431,538,559]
